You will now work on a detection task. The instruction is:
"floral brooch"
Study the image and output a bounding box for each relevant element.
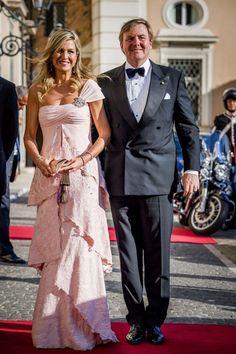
[73,97,86,107]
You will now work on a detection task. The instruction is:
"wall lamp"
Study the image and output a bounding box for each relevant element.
[0,0,52,28]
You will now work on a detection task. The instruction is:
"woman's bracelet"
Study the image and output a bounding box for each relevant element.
[35,155,44,164]
[80,155,85,166]
[78,151,93,167]
[83,151,93,161]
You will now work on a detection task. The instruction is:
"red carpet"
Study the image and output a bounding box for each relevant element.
[10,226,33,240]
[171,227,217,244]
[0,321,234,354]
[9,225,216,244]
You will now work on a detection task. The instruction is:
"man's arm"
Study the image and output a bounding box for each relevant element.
[2,83,19,160]
[174,71,200,171]
[174,71,200,196]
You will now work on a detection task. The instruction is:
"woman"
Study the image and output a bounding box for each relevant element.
[24,29,117,350]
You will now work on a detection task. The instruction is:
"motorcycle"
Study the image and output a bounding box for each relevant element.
[173,131,235,235]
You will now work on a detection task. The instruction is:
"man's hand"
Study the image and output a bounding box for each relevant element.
[182,173,199,198]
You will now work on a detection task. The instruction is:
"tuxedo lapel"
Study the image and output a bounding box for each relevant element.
[110,65,138,130]
[141,63,169,122]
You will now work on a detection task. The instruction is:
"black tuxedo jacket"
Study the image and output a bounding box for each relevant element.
[214,113,235,144]
[0,77,18,196]
[214,114,231,131]
[98,61,200,196]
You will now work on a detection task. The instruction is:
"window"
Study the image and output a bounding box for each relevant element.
[174,2,199,26]
[168,58,202,121]
[163,0,208,30]
[45,2,67,36]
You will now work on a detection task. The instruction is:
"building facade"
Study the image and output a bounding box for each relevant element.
[0,0,36,166]
[91,0,236,129]
[1,0,236,166]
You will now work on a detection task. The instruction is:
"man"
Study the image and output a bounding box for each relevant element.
[0,77,26,264]
[98,18,200,345]
[10,86,28,183]
[212,88,236,207]
[213,88,236,159]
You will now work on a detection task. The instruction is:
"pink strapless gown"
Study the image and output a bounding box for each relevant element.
[27,80,117,350]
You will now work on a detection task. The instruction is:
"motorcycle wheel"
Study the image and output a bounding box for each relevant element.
[188,194,229,235]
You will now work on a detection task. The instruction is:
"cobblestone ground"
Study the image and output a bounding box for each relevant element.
[0,169,235,325]
[1,238,235,325]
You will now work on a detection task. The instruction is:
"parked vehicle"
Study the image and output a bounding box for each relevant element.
[174,132,211,172]
[174,131,235,235]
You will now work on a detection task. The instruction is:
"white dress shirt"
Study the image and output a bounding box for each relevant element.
[125,59,151,122]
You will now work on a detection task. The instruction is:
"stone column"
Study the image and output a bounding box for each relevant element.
[92,0,147,74]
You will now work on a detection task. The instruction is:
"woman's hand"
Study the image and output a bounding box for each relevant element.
[58,156,84,173]
[36,156,55,177]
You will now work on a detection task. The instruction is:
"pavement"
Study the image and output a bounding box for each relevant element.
[0,167,236,325]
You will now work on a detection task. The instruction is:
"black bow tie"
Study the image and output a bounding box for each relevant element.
[126,67,145,79]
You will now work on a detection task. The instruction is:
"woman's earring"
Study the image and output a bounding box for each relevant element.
[72,67,76,74]
[50,63,53,72]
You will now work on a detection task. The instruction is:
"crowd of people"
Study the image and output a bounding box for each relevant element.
[0,17,235,351]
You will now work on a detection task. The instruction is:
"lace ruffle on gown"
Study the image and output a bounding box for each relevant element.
[28,79,117,350]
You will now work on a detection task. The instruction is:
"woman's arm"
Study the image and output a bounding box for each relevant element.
[87,99,111,157]
[23,85,54,177]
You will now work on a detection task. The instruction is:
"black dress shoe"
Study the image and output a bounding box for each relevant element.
[147,326,165,345]
[126,324,145,345]
[0,254,26,264]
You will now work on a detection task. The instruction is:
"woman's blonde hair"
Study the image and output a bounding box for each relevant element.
[33,29,95,100]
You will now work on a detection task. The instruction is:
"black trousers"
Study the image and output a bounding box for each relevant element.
[110,195,173,327]
[0,153,14,256]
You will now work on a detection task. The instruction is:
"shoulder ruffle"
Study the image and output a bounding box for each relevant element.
[80,79,104,102]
